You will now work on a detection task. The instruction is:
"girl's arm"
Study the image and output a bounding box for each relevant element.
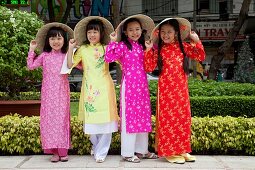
[67,39,76,69]
[184,31,206,61]
[144,40,158,72]
[27,40,44,70]
[184,41,206,62]
[105,32,123,63]
[105,42,123,63]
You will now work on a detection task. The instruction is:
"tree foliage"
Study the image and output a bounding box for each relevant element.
[234,38,255,83]
[0,6,44,98]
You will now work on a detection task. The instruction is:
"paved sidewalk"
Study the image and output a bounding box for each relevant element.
[0,155,255,170]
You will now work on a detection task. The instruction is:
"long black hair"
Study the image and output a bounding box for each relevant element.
[157,19,189,75]
[84,19,105,45]
[121,18,146,51]
[43,27,68,53]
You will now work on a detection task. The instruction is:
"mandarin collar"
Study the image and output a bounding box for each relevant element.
[90,43,102,47]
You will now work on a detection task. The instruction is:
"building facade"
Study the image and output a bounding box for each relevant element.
[2,0,255,79]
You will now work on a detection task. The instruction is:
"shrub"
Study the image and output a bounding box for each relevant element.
[149,79,255,97]
[0,115,255,155]
[192,116,255,155]
[0,6,43,98]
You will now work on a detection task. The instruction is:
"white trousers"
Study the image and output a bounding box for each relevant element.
[121,78,149,157]
[90,133,112,160]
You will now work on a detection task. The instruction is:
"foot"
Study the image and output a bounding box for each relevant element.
[181,153,196,162]
[136,152,158,159]
[91,149,94,156]
[123,155,140,163]
[50,155,60,163]
[60,156,68,162]
[96,158,105,163]
[165,155,185,164]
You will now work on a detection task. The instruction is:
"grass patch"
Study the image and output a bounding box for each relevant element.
[70,102,79,117]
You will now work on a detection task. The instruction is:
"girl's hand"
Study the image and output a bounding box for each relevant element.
[69,39,76,49]
[110,31,117,42]
[189,31,200,43]
[29,40,37,51]
[145,40,153,51]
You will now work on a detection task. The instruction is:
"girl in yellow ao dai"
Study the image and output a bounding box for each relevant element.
[66,17,118,163]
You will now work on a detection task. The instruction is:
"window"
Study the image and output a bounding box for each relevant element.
[143,0,178,16]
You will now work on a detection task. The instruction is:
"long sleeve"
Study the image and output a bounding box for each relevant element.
[27,51,44,70]
[144,48,158,72]
[105,42,124,63]
[184,41,206,62]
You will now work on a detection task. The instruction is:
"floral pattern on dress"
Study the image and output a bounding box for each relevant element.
[85,85,100,113]
[27,51,70,150]
[144,41,205,157]
[105,40,152,133]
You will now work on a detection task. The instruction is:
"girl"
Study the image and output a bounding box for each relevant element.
[27,23,73,162]
[105,14,157,163]
[144,18,206,164]
[66,16,118,163]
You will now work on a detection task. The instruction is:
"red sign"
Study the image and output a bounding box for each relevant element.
[192,21,245,41]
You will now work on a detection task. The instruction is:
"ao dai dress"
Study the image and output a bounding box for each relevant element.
[144,41,205,157]
[105,40,152,133]
[70,43,118,134]
[27,51,70,152]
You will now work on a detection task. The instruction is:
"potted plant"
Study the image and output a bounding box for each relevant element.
[0,6,44,116]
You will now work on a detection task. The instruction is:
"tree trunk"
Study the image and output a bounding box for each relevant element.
[62,0,74,23]
[48,0,55,22]
[209,0,252,79]
[112,0,122,84]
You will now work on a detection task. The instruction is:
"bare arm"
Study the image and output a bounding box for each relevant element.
[67,39,76,68]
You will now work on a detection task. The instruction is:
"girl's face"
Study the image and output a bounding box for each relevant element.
[160,24,176,44]
[87,29,100,45]
[124,21,142,42]
[49,34,64,51]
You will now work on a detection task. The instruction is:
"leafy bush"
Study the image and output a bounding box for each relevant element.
[149,79,255,97]
[0,6,43,98]
[150,96,255,117]
[188,79,255,97]
[192,116,255,155]
[190,96,255,117]
[1,114,254,155]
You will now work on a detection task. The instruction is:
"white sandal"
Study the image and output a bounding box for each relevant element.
[96,158,105,163]
[123,155,141,163]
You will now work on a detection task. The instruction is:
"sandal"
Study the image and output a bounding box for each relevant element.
[50,155,60,163]
[96,158,105,163]
[123,155,141,163]
[136,152,158,159]
[181,153,196,162]
[166,155,185,164]
[60,156,68,162]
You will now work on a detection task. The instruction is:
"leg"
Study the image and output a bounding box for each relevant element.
[44,149,60,163]
[90,134,98,156]
[94,133,112,162]
[58,148,68,162]
[135,133,158,159]
[120,78,140,163]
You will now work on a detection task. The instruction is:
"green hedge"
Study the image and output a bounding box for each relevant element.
[150,96,255,117]
[149,79,255,97]
[0,114,255,155]
[190,96,255,117]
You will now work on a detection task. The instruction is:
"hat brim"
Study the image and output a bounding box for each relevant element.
[74,16,114,46]
[151,17,191,44]
[115,14,155,42]
[35,22,74,53]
